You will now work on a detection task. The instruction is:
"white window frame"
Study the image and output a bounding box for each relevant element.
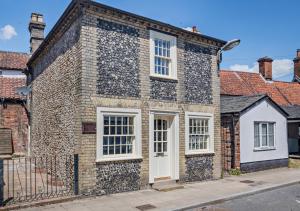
[150,30,177,79]
[185,112,214,155]
[254,122,276,150]
[96,107,142,162]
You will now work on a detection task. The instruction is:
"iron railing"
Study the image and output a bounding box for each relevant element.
[0,154,79,206]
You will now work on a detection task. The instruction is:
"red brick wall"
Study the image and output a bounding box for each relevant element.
[0,102,28,155]
[221,115,240,171]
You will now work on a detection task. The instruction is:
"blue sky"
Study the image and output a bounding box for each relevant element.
[0,0,299,81]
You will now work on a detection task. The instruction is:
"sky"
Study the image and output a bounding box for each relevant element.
[0,0,299,81]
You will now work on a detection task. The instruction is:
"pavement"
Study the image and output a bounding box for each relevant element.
[18,168,300,211]
[192,183,300,211]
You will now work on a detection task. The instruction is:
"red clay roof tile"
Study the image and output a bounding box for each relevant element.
[0,51,29,70]
[0,77,26,100]
[220,70,300,106]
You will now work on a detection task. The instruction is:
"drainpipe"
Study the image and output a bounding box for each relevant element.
[231,114,236,169]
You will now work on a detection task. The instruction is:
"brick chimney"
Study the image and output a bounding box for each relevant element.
[192,26,198,33]
[257,56,273,80]
[29,13,45,54]
[293,49,300,80]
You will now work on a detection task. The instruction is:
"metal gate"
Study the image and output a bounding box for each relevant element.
[0,154,78,206]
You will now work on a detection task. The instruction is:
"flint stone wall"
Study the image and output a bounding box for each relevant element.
[30,19,81,158]
[150,77,177,101]
[185,154,214,182]
[96,19,140,98]
[96,159,141,194]
[184,42,216,104]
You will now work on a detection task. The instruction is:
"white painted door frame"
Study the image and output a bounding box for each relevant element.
[149,110,179,183]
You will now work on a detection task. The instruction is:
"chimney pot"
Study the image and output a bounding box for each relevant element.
[192,26,197,33]
[257,56,273,80]
[296,49,300,58]
[29,13,46,54]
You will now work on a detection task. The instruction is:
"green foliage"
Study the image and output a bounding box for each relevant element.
[288,158,300,168]
[229,168,241,176]
[221,169,224,179]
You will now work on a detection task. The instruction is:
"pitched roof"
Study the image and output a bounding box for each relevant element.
[221,94,266,114]
[282,106,300,120]
[0,77,26,100]
[220,70,300,106]
[28,0,226,67]
[0,51,29,70]
[221,94,288,116]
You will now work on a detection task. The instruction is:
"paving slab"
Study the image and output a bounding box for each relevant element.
[15,168,300,211]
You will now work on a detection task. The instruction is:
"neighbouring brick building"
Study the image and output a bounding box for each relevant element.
[26,0,227,194]
[220,52,300,172]
[0,51,29,156]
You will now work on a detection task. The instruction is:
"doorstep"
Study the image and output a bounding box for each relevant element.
[152,179,184,192]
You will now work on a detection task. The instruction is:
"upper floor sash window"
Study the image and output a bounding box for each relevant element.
[150,30,177,79]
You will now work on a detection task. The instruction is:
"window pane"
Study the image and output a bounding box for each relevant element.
[129,117,134,125]
[104,116,109,125]
[121,136,126,144]
[127,145,132,153]
[117,126,122,134]
[116,136,121,145]
[254,123,260,148]
[104,126,109,135]
[115,145,121,154]
[110,126,115,135]
[163,142,167,152]
[262,124,267,135]
[109,146,114,155]
[117,117,122,125]
[109,137,114,145]
[121,145,126,154]
[158,142,162,152]
[268,123,275,147]
[269,135,274,147]
[262,135,267,146]
[163,131,167,141]
[103,136,108,145]
[123,126,128,134]
[127,136,133,145]
[269,123,274,135]
[129,126,134,134]
[110,116,115,125]
[103,146,108,155]
[157,120,162,130]
[261,124,268,146]
[123,117,128,125]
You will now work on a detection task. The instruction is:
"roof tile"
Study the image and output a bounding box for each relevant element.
[0,51,29,70]
[0,77,26,100]
[220,70,300,106]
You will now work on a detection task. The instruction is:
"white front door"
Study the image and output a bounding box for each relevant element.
[153,116,171,179]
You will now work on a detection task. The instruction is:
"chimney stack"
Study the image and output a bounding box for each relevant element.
[29,13,45,54]
[258,56,273,80]
[192,26,198,33]
[293,49,300,80]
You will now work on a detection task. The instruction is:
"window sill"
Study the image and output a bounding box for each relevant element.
[149,75,178,82]
[253,147,276,152]
[185,151,215,157]
[96,156,143,163]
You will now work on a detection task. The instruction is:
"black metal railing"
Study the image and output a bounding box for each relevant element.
[0,154,79,206]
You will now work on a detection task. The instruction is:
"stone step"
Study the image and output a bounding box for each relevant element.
[152,180,184,192]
